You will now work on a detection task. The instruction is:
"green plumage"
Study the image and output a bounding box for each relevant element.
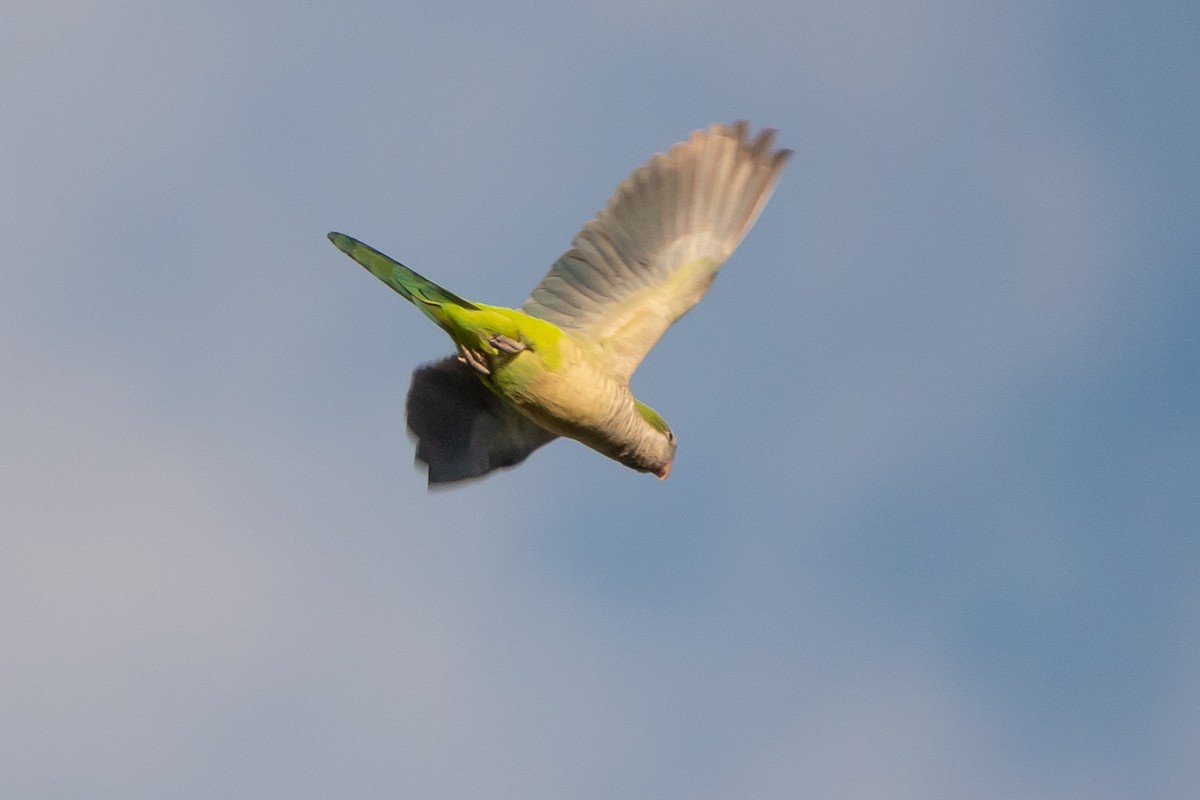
[328,233,478,324]
[329,122,790,485]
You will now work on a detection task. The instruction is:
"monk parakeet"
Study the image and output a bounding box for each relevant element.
[330,121,790,485]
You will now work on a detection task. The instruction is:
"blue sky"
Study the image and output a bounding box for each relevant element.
[3,2,1197,797]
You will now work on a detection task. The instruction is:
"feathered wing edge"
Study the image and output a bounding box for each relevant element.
[403,123,789,485]
[406,358,557,486]
[521,121,791,377]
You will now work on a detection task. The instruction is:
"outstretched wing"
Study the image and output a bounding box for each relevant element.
[520,121,791,378]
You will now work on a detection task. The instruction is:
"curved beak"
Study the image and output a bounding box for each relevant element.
[656,461,672,481]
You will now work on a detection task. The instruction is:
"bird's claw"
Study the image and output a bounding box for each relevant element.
[488,334,527,354]
[457,335,525,376]
[457,347,491,375]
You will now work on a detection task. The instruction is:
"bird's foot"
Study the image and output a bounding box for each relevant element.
[488,333,527,354]
[457,346,491,375]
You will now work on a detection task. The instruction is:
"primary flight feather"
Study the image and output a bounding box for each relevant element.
[330,121,790,486]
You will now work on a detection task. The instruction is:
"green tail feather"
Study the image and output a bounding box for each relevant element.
[328,233,478,319]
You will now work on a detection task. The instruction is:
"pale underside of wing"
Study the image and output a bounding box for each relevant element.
[521,121,791,379]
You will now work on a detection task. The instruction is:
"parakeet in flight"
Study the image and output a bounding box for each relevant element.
[329,121,790,486]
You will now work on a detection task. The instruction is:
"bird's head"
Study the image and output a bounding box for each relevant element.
[636,401,677,480]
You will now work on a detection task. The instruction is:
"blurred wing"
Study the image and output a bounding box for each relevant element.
[521,121,791,378]
[407,358,557,485]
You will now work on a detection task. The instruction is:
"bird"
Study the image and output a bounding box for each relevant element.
[329,121,790,486]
